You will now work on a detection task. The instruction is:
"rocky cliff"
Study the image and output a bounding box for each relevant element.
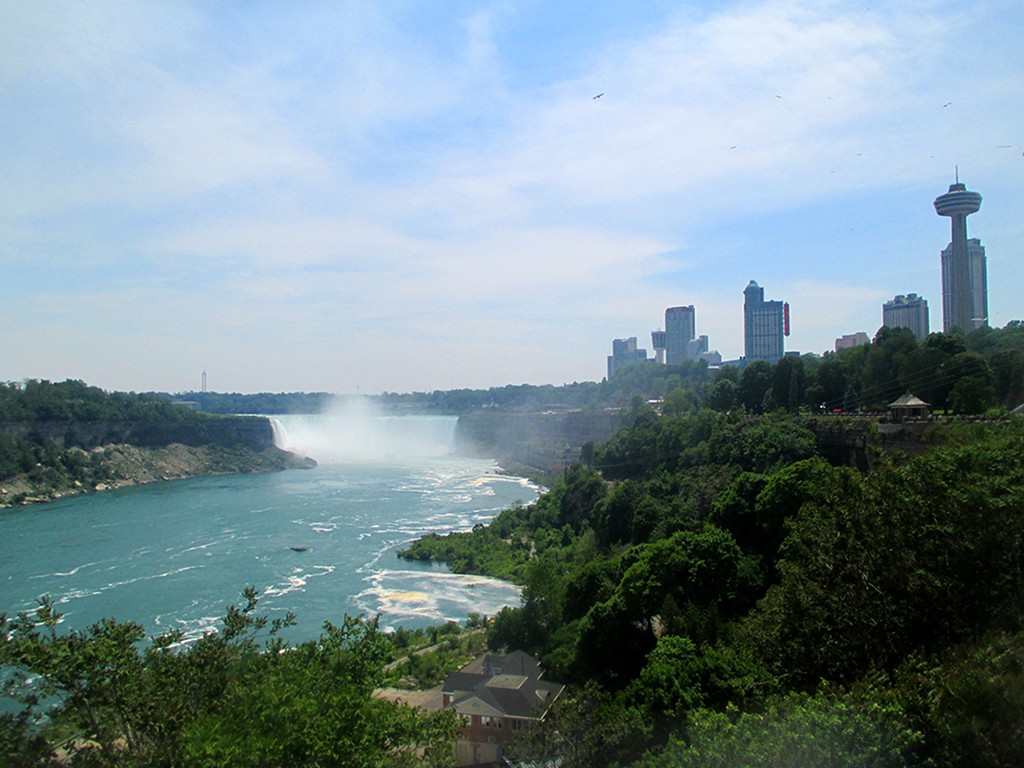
[0,415,313,507]
[456,409,630,473]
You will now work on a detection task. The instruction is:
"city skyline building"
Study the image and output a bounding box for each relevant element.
[664,306,696,365]
[934,174,987,333]
[607,337,648,379]
[882,293,930,340]
[743,280,788,363]
[835,331,870,352]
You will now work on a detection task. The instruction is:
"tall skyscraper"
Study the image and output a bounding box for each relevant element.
[664,306,695,365]
[743,280,788,363]
[940,238,987,333]
[934,175,987,333]
[882,293,930,340]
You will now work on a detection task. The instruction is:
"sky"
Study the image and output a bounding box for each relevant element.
[2,0,1022,395]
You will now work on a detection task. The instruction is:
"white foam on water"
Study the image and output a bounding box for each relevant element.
[355,568,522,624]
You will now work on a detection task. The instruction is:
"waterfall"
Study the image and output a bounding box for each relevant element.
[270,405,458,465]
[269,418,291,450]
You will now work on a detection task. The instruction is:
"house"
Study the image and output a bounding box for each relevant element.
[442,651,564,767]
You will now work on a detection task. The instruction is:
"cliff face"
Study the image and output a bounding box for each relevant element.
[456,410,630,472]
[0,415,312,507]
[0,415,276,451]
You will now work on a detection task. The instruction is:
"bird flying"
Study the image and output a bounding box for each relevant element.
[593,93,604,99]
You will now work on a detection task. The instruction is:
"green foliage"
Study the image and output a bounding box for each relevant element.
[0,379,196,422]
[0,589,456,768]
[505,681,651,768]
[891,631,1024,767]
[0,380,247,490]
[697,322,1023,415]
[643,692,922,768]
[623,637,771,722]
[737,361,774,413]
[705,413,817,473]
[403,408,1024,765]
[175,390,335,414]
[0,711,51,768]
[741,425,1024,686]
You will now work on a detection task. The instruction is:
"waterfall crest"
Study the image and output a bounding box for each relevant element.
[269,402,457,465]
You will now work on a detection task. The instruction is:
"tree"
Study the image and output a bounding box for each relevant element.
[505,681,650,768]
[741,427,1024,686]
[623,636,768,722]
[893,631,1024,768]
[772,355,805,412]
[662,386,698,417]
[640,692,920,768]
[593,479,642,547]
[738,362,774,413]
[860,327,918,409]
[704,378,738,412]
[0,590,456,768]
[946,352,996,413]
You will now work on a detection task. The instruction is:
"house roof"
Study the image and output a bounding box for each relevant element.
[443,651,563,720]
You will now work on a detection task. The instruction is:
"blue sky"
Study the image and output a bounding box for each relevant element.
[2,0,1022,395]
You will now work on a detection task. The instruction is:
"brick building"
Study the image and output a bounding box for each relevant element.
[442,650,563,766]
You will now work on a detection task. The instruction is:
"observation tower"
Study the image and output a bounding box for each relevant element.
[934,172,984,333]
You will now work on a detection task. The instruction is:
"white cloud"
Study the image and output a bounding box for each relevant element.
[2,0,1023,392]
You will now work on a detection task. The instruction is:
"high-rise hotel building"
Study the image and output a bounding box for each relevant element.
[882,293,930,340]
[664,306,696,365]
[743,280,788,363]
[940,238,987,333]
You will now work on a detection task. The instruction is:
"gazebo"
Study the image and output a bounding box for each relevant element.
[888,392,930,422]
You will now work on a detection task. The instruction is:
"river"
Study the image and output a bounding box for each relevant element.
[0,410,539,645]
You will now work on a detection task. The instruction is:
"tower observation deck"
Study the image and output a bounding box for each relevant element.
[934,175,984,333]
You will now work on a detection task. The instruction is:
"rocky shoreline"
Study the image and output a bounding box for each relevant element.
[0,443,315,508]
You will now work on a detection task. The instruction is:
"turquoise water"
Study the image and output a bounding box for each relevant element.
[0,412,538,644]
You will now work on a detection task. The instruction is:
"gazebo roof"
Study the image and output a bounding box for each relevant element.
[889,392,930,408]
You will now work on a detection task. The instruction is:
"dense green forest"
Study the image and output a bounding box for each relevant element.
[0,380,201,423]
[169,390,337,415]
[401,410,1024,766]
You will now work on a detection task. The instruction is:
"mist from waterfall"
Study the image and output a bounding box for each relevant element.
[269,399,458,465]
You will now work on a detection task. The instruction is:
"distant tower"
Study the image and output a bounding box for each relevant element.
[934,173,986,333]
[743,280,787,363]
[202,370,207,393]
[650,330,667,364]
[882,293,930,340]
[664,306,695,365]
